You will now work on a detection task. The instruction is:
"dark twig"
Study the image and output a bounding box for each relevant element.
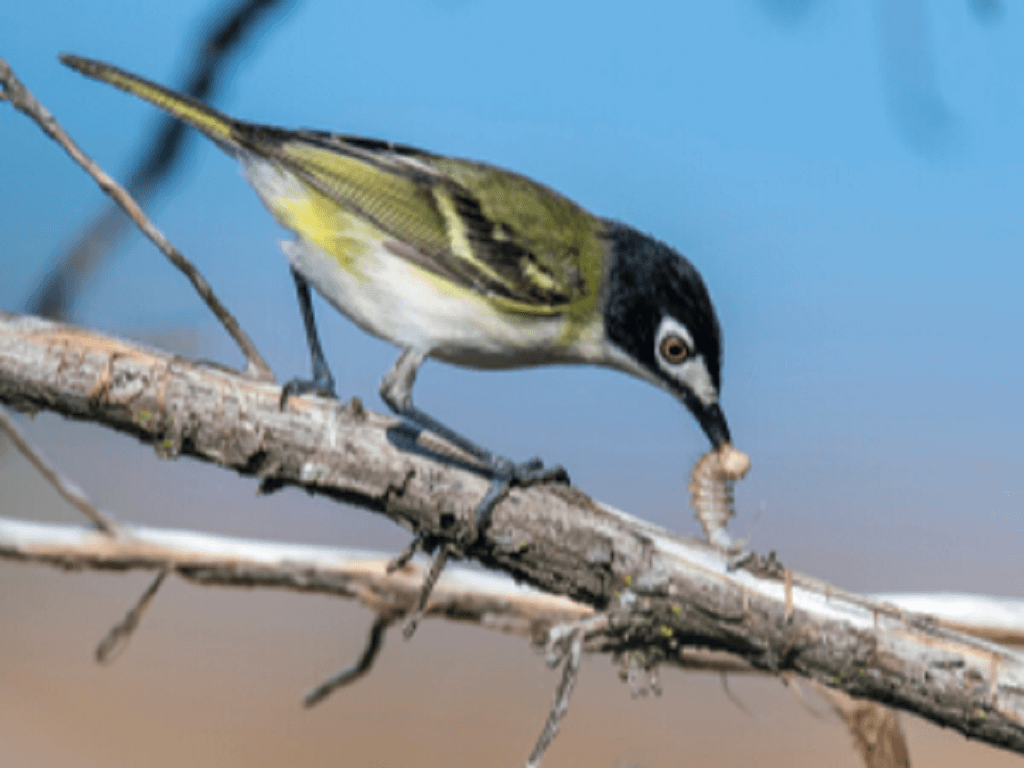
[0,407,122,535]
[95,568,169,664]
[402,542,453,639]
[304,614,394,707]
[720,671,755,718]
[0,58,274,383]
[386,532,424,574]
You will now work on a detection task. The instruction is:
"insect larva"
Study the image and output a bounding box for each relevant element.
[689,444,751,552]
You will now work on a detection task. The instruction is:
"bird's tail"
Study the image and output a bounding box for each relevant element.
[60,54,241,151]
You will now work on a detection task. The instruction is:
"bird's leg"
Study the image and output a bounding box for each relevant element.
[380,348,570,535]
[280,268,337,406]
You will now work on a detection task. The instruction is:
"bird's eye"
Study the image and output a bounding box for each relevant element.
[659,335,690,364]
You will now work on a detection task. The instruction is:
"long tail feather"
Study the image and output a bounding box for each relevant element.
[60,54,240,149]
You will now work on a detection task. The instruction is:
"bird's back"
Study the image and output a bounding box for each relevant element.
[62,54,609,320]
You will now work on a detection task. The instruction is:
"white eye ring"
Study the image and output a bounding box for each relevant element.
[654,317,718,406]
[655,317,694,369]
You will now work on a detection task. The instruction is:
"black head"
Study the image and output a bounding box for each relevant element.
[601,221,731,448]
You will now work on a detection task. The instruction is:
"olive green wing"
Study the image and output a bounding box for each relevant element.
[430,156,607,311]
[60,54,607,316]
[241,129,608,315]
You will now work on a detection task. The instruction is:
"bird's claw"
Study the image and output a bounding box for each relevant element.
[279,376,337,408]
[474,456,571,535]
[514,460,570,486]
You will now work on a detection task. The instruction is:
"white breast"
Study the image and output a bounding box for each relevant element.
[283,237,608,370]
[241,154,610,371]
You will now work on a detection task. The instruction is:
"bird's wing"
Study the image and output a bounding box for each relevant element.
[61,55,607,315]
[243,129,608,314]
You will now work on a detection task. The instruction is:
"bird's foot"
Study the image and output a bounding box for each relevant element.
[279,373,337,409]
[385,458,568,640]
[474,455,570,534]
[493,455,570,488]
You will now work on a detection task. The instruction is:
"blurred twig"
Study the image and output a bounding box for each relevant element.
[0,58,274,382]
[0,516,593,651]
[95,568,170,664]
[971,0,1002,21]
[874,0,958,156]
[0,407,123,535]
[813,682,912,768]
[757,0,1000,157]
[527,619,593,768]
[2,515,1022,660]
[304,614,397,706]
[28,0,294,320]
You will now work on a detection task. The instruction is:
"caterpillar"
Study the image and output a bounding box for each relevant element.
[689,444,751,552]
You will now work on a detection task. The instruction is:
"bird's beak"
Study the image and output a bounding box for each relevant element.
[693,401,731,449]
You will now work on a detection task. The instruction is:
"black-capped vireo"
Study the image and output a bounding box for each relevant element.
[62,54,734,530]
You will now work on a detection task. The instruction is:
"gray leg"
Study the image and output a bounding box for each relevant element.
[380,348,569,533]
[281,268,337,406]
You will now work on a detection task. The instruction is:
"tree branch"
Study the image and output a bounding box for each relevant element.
[0,516,589,641]
[3,311,1024,754]
[0,406,123,535]
[27,0,293,320]
[2,513,1020,666]
[0,57,274,382]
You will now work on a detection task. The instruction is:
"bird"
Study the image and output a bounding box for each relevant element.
[61,53,733,533]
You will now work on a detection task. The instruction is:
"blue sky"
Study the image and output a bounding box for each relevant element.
[2,0,1022,593]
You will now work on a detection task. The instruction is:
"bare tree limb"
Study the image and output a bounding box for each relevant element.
[3,312,1024,755]
[304,615,395,706]
[95,567,169,663]
[2,514,1020,661]
[0,516,591,642]
[527,621,587,768]
[0,58,274,383]
[403,542,454,639]
[873,593,1024,649]
[28,0,294,320]
[813,682,912,768]
[0,406,123,535]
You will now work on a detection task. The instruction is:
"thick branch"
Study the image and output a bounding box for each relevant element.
[2,311,1024,753]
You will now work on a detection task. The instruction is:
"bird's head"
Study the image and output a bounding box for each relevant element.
[601,221,731,449]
